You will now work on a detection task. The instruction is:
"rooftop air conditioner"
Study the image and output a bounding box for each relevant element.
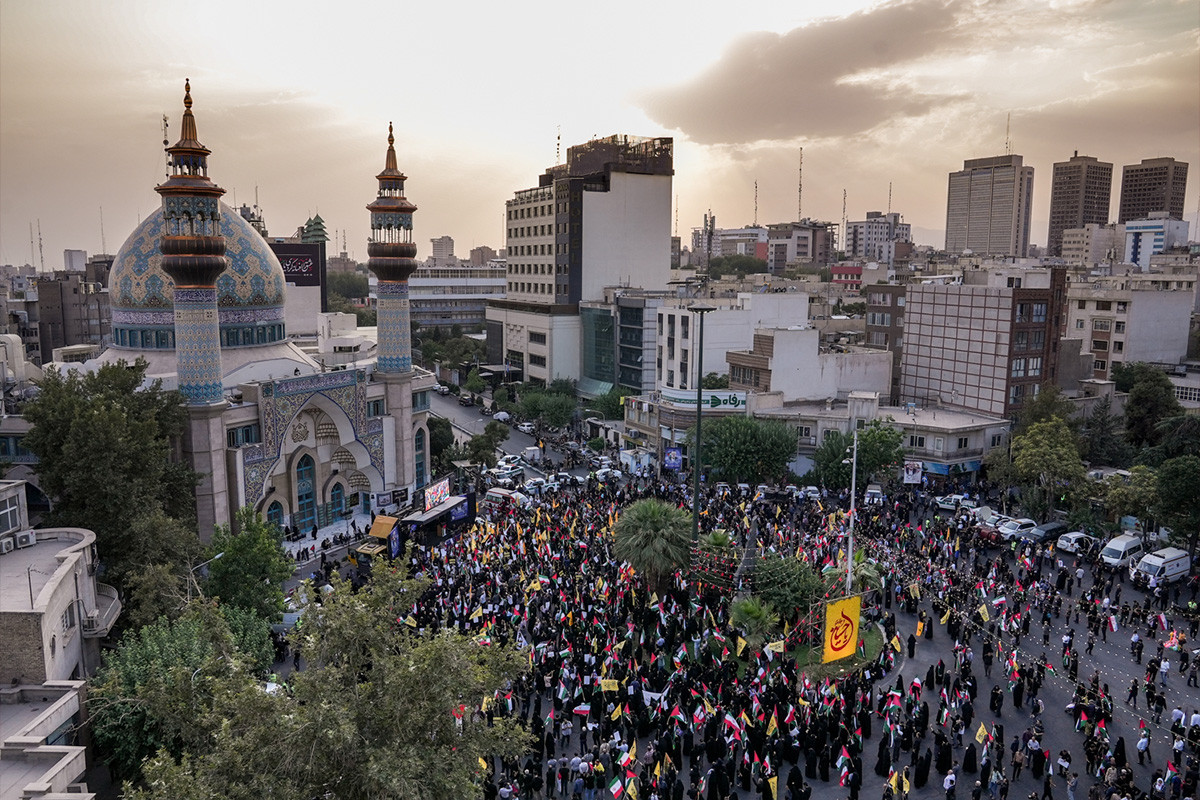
[0,535,14,554]
[15,530,36,548]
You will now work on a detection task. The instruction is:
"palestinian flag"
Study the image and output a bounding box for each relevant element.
[669,705,686,723]
[609,775,625,798]
[1076,712,1088,731]
[1167,761,1179,776]
[545,707,554,726]
[836,747,851,769]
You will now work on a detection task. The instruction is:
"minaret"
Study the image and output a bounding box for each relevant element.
[157,80,230,539]
[366,123,418,373]
[365,124,419,493]
[157,79,227,404]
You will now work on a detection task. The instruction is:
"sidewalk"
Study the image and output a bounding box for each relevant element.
[280,509,375,571]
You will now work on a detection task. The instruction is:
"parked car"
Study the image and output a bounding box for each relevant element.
[551,471,585,487]
[458,394,474,406]
[594,467,623,484]
[497,454,522,469]
[737,483,751,497]
[436,385,451,395]
[863,484,885,506]
[997,518,1037,541]
[492,411,512,423]
[935,494,978,512]
[802,486,821,501]
[1021,520,1068,544]
[1099,534,1146,570]
[589,455,614,470]
[522,477,547,494]
[516,422,536,435]
[1056,531,1098,555]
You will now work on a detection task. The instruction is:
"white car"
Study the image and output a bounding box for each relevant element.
[1057,531,1098,555]
[492,411,512,423]
[802,486,821,500]
[935,494,978,512]
[497,454,522,469]
[594,467,623,483]
[523,477,547,494]
[998,518,1037,541]
[516,422,536,435]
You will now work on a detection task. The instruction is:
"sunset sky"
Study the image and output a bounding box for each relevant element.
[1,0,1197,268]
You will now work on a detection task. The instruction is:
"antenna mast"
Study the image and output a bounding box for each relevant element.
[754,181,758,227]
[556,125,561,165]
[1004,113,1012,155]
[841,190,847,256]
[797,148,803,221]
[29,223,35,267]
[162,114,170,177]
[36,220,45,271]
[100,206,106,253]
[674,195,679,237]
[888,182,893,215]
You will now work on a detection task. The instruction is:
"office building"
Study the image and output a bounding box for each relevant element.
[945,155,1035,257]
[1118,157,1189,223]
[846,212,912,263]
[899,267,1065,418]
[1060,223,1126,268]
[430,235,455,262]
[468,245,498,266]
[1065,273,1195,380]
[1125,214,1191,270]
[486,135,673,384]
[34,271,110,362]
[766,221,838,273]
[408,263,507,330]
[1047,153,1112,257]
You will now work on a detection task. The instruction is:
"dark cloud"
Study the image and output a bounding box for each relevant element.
[640,0,967,144]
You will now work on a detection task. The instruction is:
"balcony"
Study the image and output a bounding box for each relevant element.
[82,583,121,638]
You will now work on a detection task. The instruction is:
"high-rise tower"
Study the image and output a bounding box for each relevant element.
[945,155,1034,258]
[1046,152,1112,258]
[157,79,228,404]
[366,124,418,374]
[1118,157,1189,224]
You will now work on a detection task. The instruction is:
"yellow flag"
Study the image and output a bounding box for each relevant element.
[978,604,990,623]
[908,583,921,599]
[736,636,748,656]
[903,776,911,793]
[890,772,900,792]
[628,782,638,800]
[891,634,902,652]
[769,777,778,800]
[654,760,661,778]
[470,606,483,621]
[822,596,862,664]
[611,705,623,721]
[767,713,778,737]
[704,697,715,715]
[796,696,809,706]
[527,580,542,592]
[939,608,951,625]
[916,621,925,638]
[479,757,489,772]
[629,740,637,763]
[766,640,785,654]
[650,592,659,605]
[601,679,619,692]
[405,615,418,628]
[976,722,989,744]
[482,696,492,711]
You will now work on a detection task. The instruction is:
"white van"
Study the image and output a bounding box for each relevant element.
[864,484,885,506]
[482,488,530,514]
[1131,547,1191,585]
[1099,534,1145,570]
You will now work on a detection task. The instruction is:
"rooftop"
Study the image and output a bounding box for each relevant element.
[0,537,63,613]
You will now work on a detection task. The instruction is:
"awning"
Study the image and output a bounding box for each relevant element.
[402,496,465,525]
[368,515,398,540]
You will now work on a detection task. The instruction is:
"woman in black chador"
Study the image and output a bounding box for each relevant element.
[935,730,953,775]
[915,747,933,788]
[818,746,831,782]
[963,743,978,774]
[876,737,892,776]
[805,746,817,780]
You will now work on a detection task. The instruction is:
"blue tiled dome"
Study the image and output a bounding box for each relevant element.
[109,202,288,350]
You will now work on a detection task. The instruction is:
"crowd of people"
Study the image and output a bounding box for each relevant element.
[315,474,1200,800]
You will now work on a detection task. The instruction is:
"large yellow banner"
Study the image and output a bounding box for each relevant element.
[822,596,862,663]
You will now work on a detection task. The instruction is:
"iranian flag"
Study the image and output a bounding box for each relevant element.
[609,775,625,798]
[574,704,592,716]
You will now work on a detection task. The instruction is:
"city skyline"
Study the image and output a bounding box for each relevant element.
[1,0,1197,268]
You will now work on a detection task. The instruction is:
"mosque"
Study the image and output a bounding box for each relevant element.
[18,82,435,539]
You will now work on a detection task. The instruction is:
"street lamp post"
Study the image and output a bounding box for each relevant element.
[690,303,716,544]
[188,552,225,603]
[846,428,859,595]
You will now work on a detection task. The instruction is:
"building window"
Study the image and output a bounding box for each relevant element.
[412,391,429,412]
[1075,319,1085,329]
[266,501,283,529]
[667,370,675,386]
[528,354,546,367]
[1077,300,1086,310]
[368,399,386,417]
[908,435,925,448]
[798,426,811,438]
[414,429,426,488]
[1092,340,1108,352]
[294,454,316,531]
[226,424,261,448]
[61,605,76,632]
[1032,303,1047,323]
[0,494,20,534]
[1113,341,1124,353]
[934,437,944,452]
[1094,359,1107,372]
[1029,357,1042,377]
[991,434,1003,447]
[957,436,969,450]
[1095,300,1112,311]
[1092,319,1111,331]
[1114,321,1126,333]
[681,317,689,339]
[1011,358,1026,378]
[529,331,547,345]
[1116,301,1128,314]
[330,483,345,515]
[1013,331,1028,351]
[823,429,838,440]
[1009,384,1025,405]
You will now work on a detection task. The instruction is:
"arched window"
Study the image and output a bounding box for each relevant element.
[266,501,283,530]
[294,454,316,531]
[330,483,344,515]
[414,428,426,488]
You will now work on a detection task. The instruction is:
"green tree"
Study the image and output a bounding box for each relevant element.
[1080,396,1134,467]
[1155,455,1200,556]
[755,556,824,624]
[708,255,769,278]
[126,568,530,800]
[21,359,198,582]
[1125,368,1182,449]
[983,444,1018,515]
[427,416,456,464]
[701,372,730,389]
[692,415,796,484]
[1014,384,1078,437]
[547,378,577,397]
[89,602,272,783]
[1011,417,1085,518]
[612,499,692,594]
[587,386,636,420]
[203,508,294,622]
[812,420,904,490]
[825,550,883,595]
[1141,415,1200,466]
[463,367,487,396]
[540,393,577,428]
[1112,361,1164,393]
[465,421,510,467]
[325,271,369,299]
[729,595,780,654]
[1102,465,1159,525]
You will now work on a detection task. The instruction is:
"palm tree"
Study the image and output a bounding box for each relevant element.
[824,550,883,595]
[612,499,692,595]
[729,595,780,654]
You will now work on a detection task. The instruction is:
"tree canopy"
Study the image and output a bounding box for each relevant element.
[1124,366,1183,449]
[124,566,530,800]
[612,499,692,594]
[812,420,904,490]
[203,508,295,622]
[691,415,797,484]
[1011,417,1085,518]
[1156,455,1200,556]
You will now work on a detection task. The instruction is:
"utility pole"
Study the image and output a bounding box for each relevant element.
[797,148,804,221]
[846,428,858,595]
